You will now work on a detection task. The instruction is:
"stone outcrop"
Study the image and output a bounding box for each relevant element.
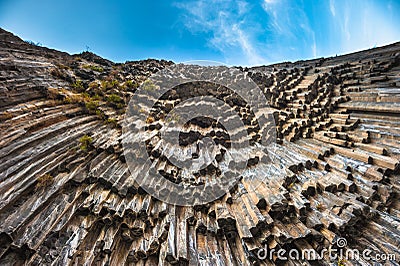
[0,28,400,265]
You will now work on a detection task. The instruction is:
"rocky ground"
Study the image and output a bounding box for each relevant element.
[0,28,400,265]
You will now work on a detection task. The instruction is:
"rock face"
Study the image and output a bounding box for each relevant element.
[0,27,400,265]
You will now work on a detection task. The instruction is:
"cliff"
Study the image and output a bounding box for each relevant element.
[0,28,400,265]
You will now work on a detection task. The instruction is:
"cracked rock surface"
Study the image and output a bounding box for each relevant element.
[0,28,400,265]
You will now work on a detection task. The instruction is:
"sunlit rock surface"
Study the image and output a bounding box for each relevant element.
[0,28,400,265]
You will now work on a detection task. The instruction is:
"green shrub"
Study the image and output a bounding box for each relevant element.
[101,80,119,90]
[95,109,105,119]
[125,80,138,89]
[106,94,123,103]
[105,118,118,127]
[81,92,91,99]
[79,135,93,151]
[83,64,104,72]
[142,80,157,91]
[72,80,84,90]
[85,100,99,113]
[116,103,125,109]
[92,94,102,101]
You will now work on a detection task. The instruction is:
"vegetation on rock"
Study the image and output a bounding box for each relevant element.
[35,174,54,190]
[79,135,93,151]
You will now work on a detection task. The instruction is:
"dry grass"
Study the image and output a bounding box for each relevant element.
[88,81,100,89]
[316,203,325,211]
[47,87,60,100]
[64,93,90,104]
[56,63,71,70]
[36,174,54,190]
[82,64,104,72]
[146,116,155,124]
[0,112,14,122]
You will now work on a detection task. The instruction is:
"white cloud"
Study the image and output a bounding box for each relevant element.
[344,9,351,41]
[176,0,399,65]
[264,0,277,6]
[330,0,400,55]
[237,1,248,16]
[233,25,265,65]
[262,0,294,39]
[312,34,317,58]
[262,1,317,59]
[176,0,267,65]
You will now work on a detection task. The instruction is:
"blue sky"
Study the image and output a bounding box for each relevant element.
[0,0,399,66]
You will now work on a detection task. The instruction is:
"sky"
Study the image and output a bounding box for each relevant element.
[0,0,399,66]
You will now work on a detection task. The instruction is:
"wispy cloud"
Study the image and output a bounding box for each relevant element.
[263,0,277,6]
[233,24,265,64]
[262,0,318,59]
[312,33,317,58]
[175,0,399,65]
[329,0,399,54]
[175,0,267,66]
[344,8,351,41]
[262,0,292,37]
